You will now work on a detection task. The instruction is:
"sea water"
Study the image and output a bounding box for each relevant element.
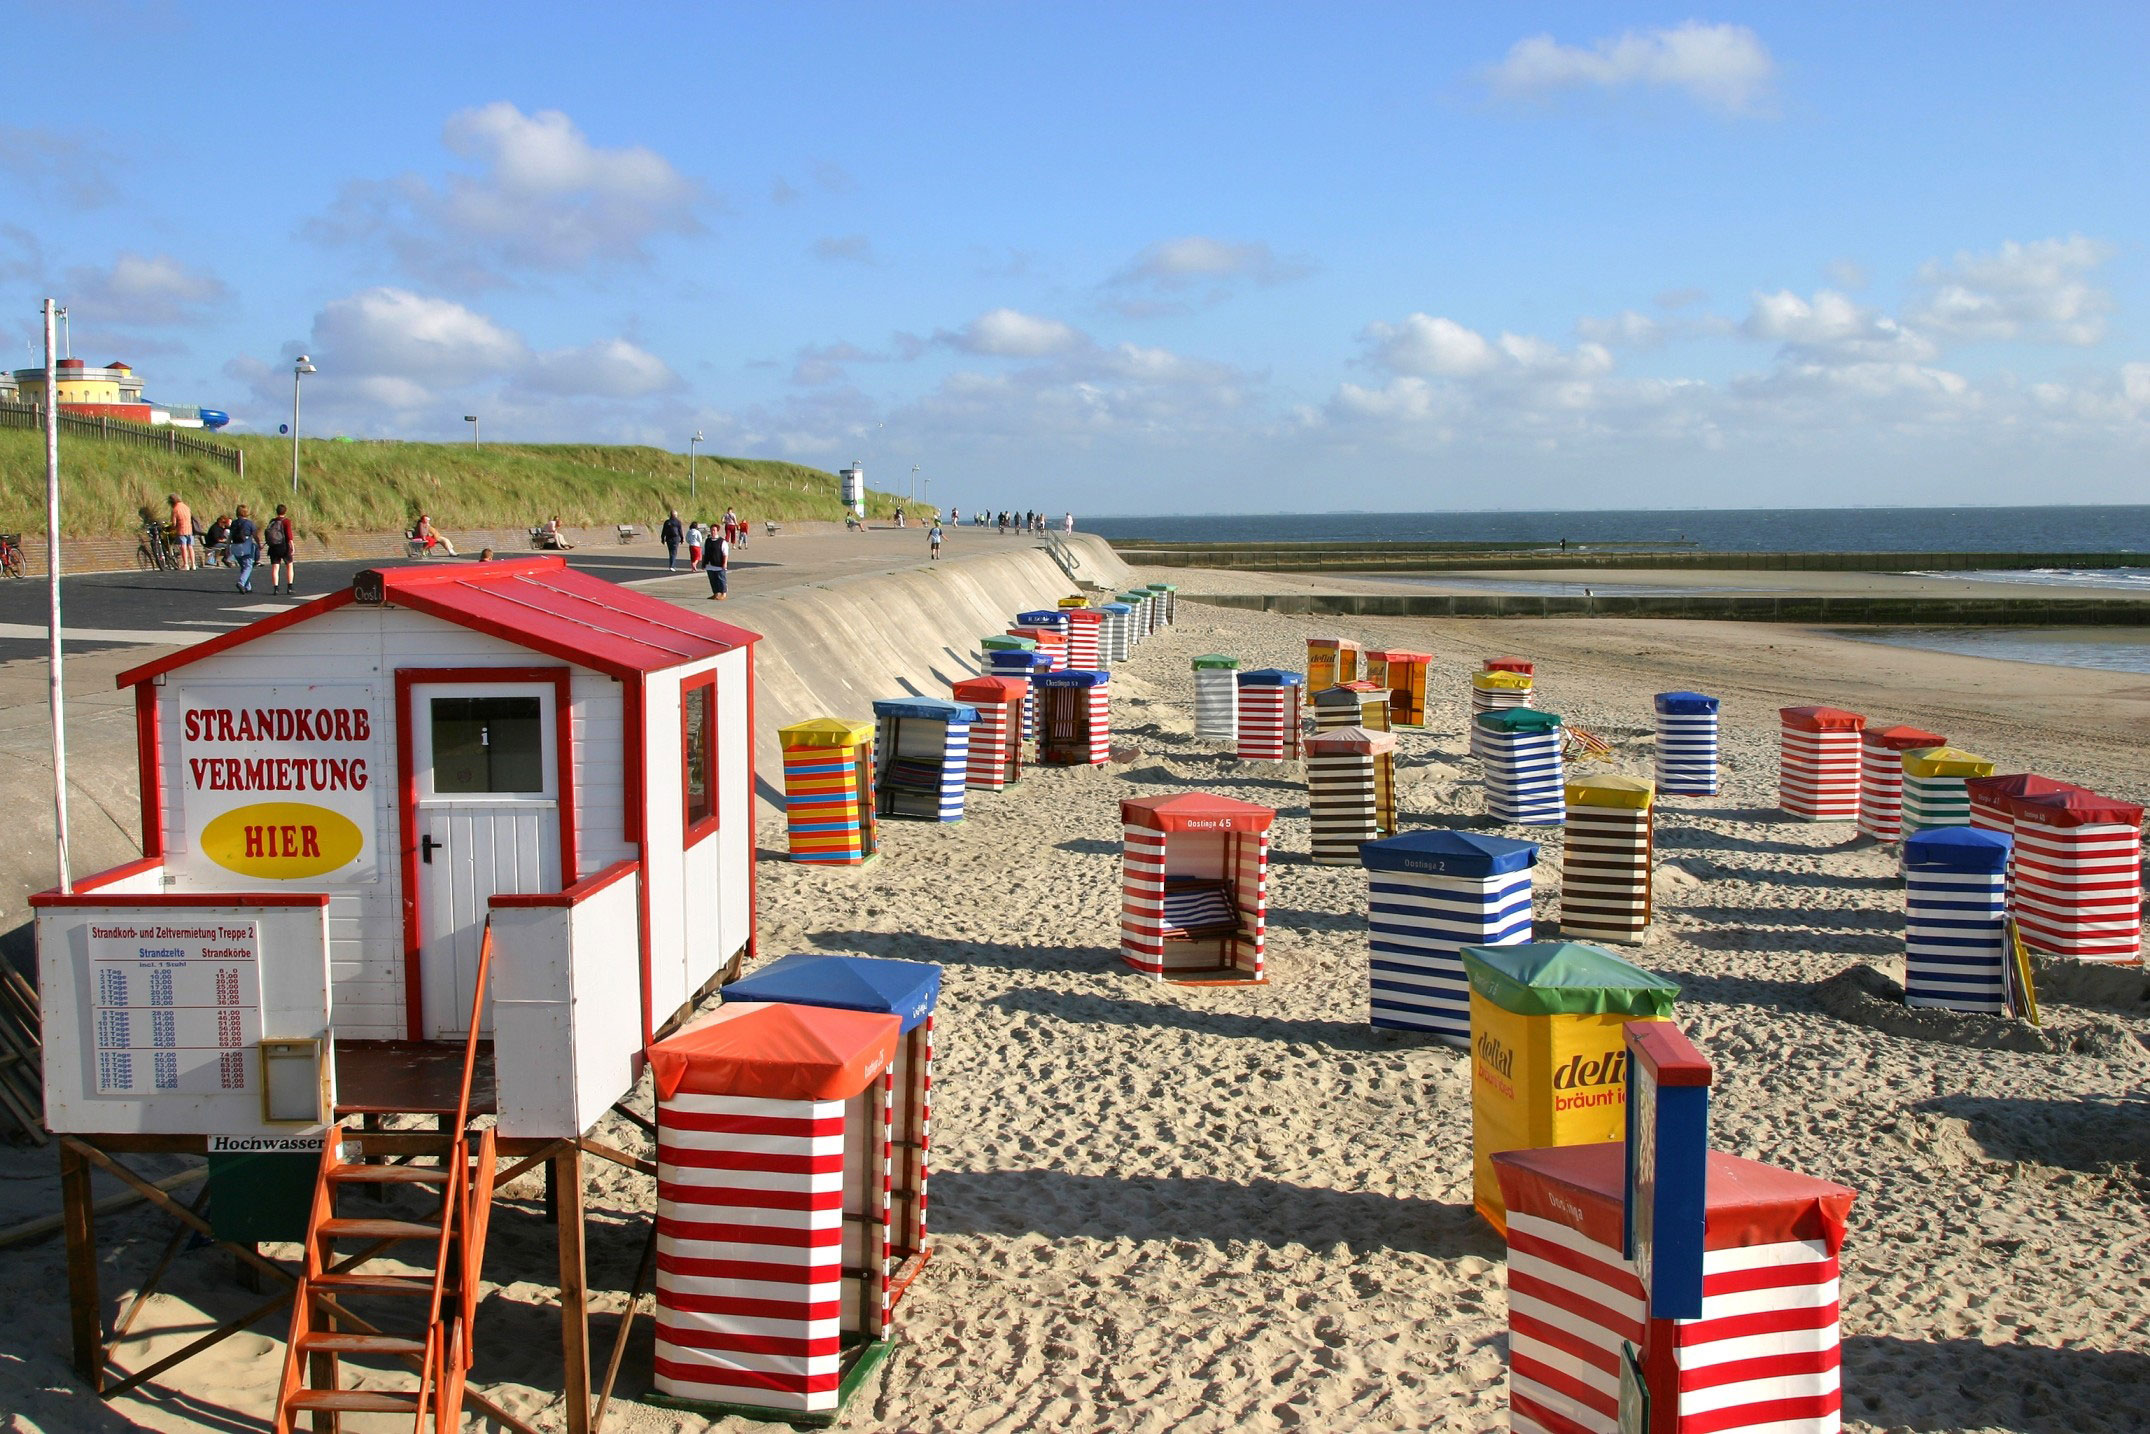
[1846,628,2150,676]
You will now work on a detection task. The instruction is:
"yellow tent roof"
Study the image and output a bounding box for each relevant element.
[779,716,876,748]
[1473,670,1534,691]
[1565,773,1656,809]
[1902,746,1995,779]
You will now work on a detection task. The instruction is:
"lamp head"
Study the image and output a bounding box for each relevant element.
[294,355,317,375]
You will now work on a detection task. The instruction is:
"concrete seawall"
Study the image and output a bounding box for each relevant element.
[1111,544,2145,573]
[1184,590,2150,625]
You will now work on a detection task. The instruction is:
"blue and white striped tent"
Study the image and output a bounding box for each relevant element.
[1476,708,1566,825]
[1903,826,2012,1013]
[1098,602,1133,667]
[872,696,976,822]
[1653,691,1721,797]
[1364,830,1538,1044]
[987,648,1052,744]
[1015,608,1069,638]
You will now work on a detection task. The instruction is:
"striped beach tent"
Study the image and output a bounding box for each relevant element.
[2010,788,2144,963]
[1363,830,1537,1045]
[1304,725,1398,865]
[1468,669,1535,759]
[1097,602,1133,666]
[1116,591,1154,641]
[1477,708,1566,825]
[777,718,878,864]
[1778,705,1866,821]
[1901,746,1995,834]
[1559,774,1654,944]
[1036,669,1110,766]
[718,955,941,1293]
[1006,625,1066,672]
[1903,827,2012,1012]
[1014,608,1068,640]
[1144,582,1177,626]
[1313,679,1391,732]
[1235,669,1304,763]
[949,675,1026,790]
[872,697,976,822]
[1062,607,1106,670]
[1193,654,1240,743]
[1857,724,1947,842]
[986,646,1050,745]
[647,1002,902,1422]
[1120,793,1273,983]
[1651,690,1720,797]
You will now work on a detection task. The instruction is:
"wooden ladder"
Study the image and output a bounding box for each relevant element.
[273,921,499,1432]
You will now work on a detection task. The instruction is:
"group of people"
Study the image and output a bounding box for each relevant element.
[980,510,1072,535]
[166,492,300,595]
[658,508,741,600]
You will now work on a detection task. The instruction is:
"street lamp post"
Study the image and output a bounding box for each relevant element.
[464,414,479,445]
[910,463,919,505]
[690,430,702,505]
[290,355,316,495]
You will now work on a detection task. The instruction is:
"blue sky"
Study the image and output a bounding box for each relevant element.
[4,3,2146,513]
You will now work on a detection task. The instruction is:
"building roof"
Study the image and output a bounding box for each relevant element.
[115,556,758,690]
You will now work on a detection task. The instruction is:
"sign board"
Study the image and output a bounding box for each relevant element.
[1623,1021,1712,1322]
[87,920,260,1096]
[1617,1342,1650,1433]
[210,1134,327,1153]
[173,682,382,884]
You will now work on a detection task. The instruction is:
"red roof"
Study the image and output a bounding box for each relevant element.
[1780,705,1866,732]
[116,556,758,689]
[1865,724,1947,751]
[950,674,1029,703]
[649,1001,899,1102]
[1965,774,2089,811]
[2013,788,2144,830]
[1493,1142,1855,1253]
[1121,792,1276,833]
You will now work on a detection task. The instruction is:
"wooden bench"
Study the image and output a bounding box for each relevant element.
[528,527,548,550]
[764,521,780,536]
[616,524,641,543]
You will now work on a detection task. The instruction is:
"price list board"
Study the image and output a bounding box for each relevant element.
[86,922,261,1096]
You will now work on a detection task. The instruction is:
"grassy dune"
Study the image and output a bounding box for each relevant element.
[0,428,911,535]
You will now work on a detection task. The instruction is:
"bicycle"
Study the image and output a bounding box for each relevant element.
[136,520,175,571]
[0,534,23,579]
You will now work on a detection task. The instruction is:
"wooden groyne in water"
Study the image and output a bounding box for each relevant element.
[1184,591,2150,625]
[1106,540,2144,573]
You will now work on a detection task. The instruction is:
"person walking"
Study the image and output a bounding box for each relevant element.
[264,504,298,593]
[660,509,684,571]
[928,519,944,561]
[702,524,730,600]
[687,518,704,568]
[1064,512,1074,534]
[228,504,260,593]
[167,494,197,570]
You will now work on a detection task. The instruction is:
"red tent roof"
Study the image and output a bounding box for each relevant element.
[2013,788,2144,830]
[116,556,758,689]
[951,674,1029,703]
[1493,1142,1855,1253]
[1864,724,1947,751]
[1780,705,1866,732]
[648,1001,899,1103]
[1121,792,1276,833]
[1964,774,2089,811]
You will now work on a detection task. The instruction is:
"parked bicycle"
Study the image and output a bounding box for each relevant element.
[136,520,176,571]
[0,534,24,579]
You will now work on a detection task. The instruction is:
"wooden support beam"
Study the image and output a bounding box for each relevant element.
[592,1220,658,1434]
[61,1140,102,1391]
[577,1137,654,1177]
[554,1144,592,1434]
[111,1182,212,1341]
[64,1138,293,1290]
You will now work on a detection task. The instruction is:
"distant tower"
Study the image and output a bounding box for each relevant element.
[838,463,866,518]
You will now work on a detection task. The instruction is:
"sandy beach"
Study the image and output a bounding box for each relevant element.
[3,562,2147,1433]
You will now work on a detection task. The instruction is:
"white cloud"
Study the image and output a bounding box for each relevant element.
[1112,235,1312,290]
[1576,310,1664,347]
[1361,314,1498,377]
[64,252,231,327]
[1485,22,1777,115]
[1910,236,2114,345]
[520,338,679,398]
[938,308,1090,358]
[1741,289,1936,365]
[306,102,705,286]
[313,287,527,381]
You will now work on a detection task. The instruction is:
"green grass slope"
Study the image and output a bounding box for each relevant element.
[0,428,913,535]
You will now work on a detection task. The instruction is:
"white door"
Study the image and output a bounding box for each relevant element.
[410,682,561,1040]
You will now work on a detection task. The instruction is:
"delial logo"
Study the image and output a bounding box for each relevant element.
[1475,1031,1515,1079]
[200,802,365,880]
[1553,1050,1628,1091]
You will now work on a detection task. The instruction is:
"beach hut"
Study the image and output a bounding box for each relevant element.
[1311,680,1391,733]
[987,648,1051,747]
[1234,668,1304,763]
[1306,636,1362,693]
[1778,705,1867,821]
[872,697,976,822]
[1014,608,1068,640]
[1098,601,1133,666]
[1143,581,1176,628]
[1483,656,1533,676]
[979,632,1035,666]
[1903,827,2012,1012]
[949,675,1026,791]
[1036,669,1111,766]
[1007,625,1066,672]
[1651,690,1720,797]
[1117,590,1153,641]
[1467,669,1535,759]
[1477,708,1566,825]
[1463,940,1677,1231]
[1193,654,1241,743]
[647,1002,901,1422]
[1363,831,1537,1044]
[1966,772,2087,836]
[1370,649,1432,728]
[1560,775,1654,944]
[1056,595,1089,611]
[1857,724,1947,842]
[1119,793,1273,983]
[718,954,941,1291]
[1304,726,1398,864]
[1062,607,1106,671]
[2010,789,2144,963]
[1901,747,1995,834]
[1493,1022,1854,1434]
[781,718,880,865]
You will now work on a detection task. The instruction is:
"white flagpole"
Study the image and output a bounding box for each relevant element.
[43,299,71,894]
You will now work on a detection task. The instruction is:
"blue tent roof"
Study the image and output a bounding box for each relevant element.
[1036,668,1109,687]
[1237,668,1304,687]
[1654,691,1720,715]
[1363,829,1539,877]
[1015,610,1068,626]
[1100,602,1132,613]
[723,954,941,1032]
[871,696,978,722]
[1904,825,2012,873]
[988,650,1054,671]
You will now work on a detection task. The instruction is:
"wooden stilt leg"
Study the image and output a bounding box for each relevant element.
[554,1145,591,1434]
[61,1141,103,1391]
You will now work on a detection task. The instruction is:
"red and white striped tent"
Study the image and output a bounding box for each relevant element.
[1007,625,1067,672]
[1062,607,1106,671]
[1036,669,1111,766]
[1120,793,1273,983]
[1856,724,1946,843]
[1964,773,2091,910]
[1778,706,1867,821]
[2010,788,2144,963]
[1235,669,1304,763]
[949,674,1026,791]
[647,1001,902,1422]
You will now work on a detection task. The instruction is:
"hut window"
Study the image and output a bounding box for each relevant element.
[430,696,544,794]
[683,673,719,839]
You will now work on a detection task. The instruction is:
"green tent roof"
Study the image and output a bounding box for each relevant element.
[1192,653,1241,669]
[1475,707,1564,733]
[1461,941,1679,1017]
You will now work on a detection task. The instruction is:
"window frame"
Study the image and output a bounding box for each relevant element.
[681,669,720,846]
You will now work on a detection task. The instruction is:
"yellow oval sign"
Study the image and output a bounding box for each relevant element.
[200,803,366,880]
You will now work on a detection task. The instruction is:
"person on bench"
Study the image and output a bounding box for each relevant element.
[412,512,458,556]
[540,515,574,550]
